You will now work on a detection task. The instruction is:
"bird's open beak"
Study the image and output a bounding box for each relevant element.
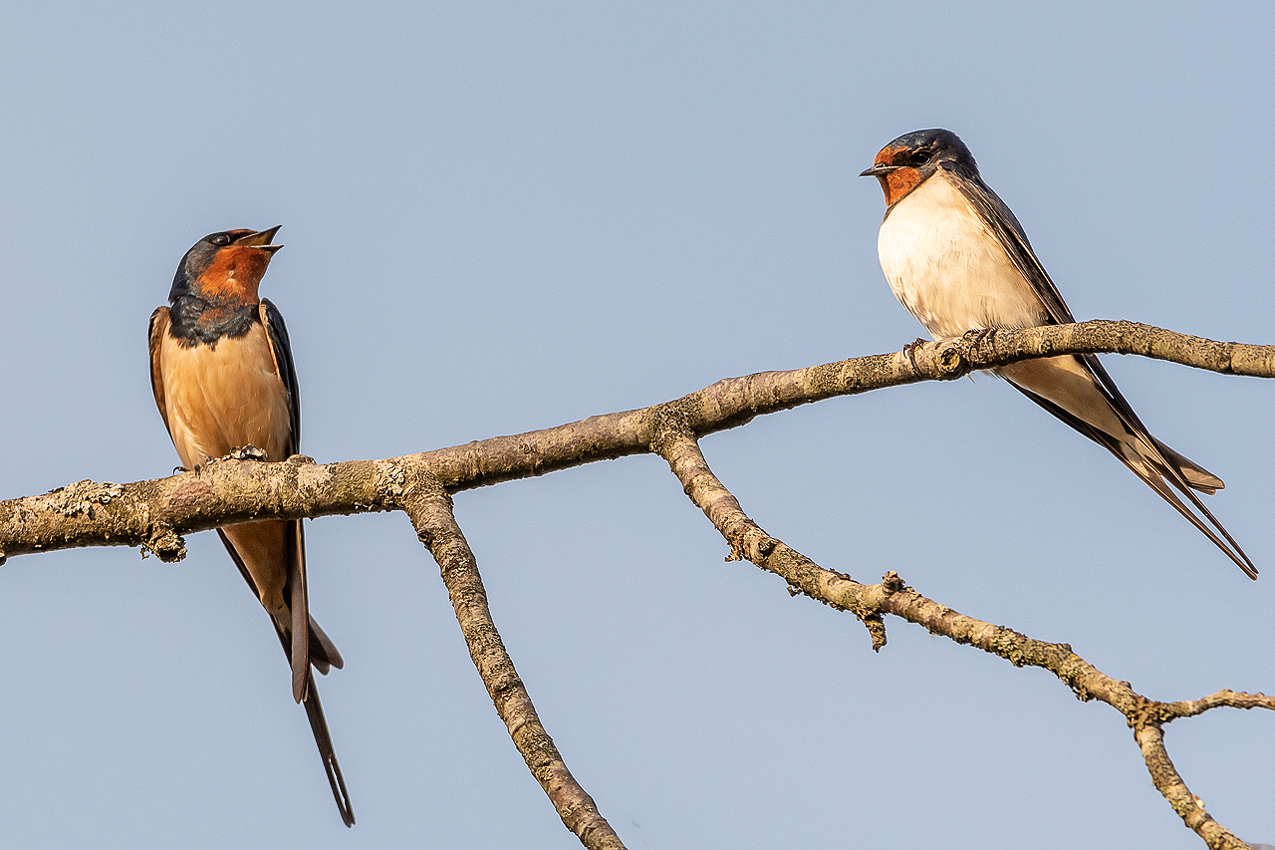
[232,225,284,251]
[859,163,898,178]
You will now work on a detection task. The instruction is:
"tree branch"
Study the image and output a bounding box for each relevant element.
[1,319,1269,848]
[402,473,626,850]
[1159,689,1275,720]
[8,320,1269,564]
[651,428,1269,850]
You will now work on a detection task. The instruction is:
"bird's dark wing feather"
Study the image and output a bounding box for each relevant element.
[946,164,1254,578]
[1008,381,1253,578]
[260,299,300,451]
[215,527,339,676]
[256,300,310,699]
[947,164,1158,435]
[944,162,1075,324]
[148,307,172,433]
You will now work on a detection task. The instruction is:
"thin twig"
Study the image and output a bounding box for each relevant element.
[1158,689,1275,721]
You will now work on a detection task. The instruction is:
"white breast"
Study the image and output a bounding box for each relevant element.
[875,171,1047,339]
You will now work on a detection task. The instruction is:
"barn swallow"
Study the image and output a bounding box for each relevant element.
[861,129,1256,579]
[148,227,356,824]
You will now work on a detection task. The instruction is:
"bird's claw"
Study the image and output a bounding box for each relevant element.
[903,337,927,371]
[963,327,997,354]
[225,445,269,462]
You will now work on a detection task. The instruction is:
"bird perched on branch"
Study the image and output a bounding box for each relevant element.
[148,226,356,824]
[861,128,1255,579]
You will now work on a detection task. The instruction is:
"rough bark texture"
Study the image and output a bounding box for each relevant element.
[8,320,1274,565]
[403,475,626,850]
[2,320,1272,848]
[653,431,1272,850]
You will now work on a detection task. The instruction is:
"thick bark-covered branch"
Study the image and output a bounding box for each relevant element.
[1,319,1270,848]
[402,474,626,850]
[8,319,1269,563]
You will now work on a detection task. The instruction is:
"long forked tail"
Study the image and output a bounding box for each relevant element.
[1130,449,1256,580]
[303,669,356,827]
[263,606,354,825]
[216,529,355,821]
[1006,376,1256,579]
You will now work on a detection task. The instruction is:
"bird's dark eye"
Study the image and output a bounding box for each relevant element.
[907,149,931,166]
[210,232,231,246]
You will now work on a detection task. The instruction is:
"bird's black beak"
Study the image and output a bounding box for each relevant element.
[859,163,898,178]
[231,225,284,252]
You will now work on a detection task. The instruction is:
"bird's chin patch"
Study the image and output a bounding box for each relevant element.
[198,246,273,302]
[883,166,923,205]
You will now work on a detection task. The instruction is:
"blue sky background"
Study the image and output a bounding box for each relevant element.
[1,2,1272,847]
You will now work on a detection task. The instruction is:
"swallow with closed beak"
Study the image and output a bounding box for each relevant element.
[861,129,1255,579]
[148,226,356,823]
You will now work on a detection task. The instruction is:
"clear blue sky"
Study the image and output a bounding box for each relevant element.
[1,2,1272,847]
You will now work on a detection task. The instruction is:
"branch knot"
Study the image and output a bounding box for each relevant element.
[143,523,187,563]
[935,343,965,377]
[643,402,697,454]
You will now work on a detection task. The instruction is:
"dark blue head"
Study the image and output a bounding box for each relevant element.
[860,129,979,206]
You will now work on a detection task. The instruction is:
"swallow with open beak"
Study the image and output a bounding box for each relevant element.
[861,129,1255,579]
[148,226,356,823]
